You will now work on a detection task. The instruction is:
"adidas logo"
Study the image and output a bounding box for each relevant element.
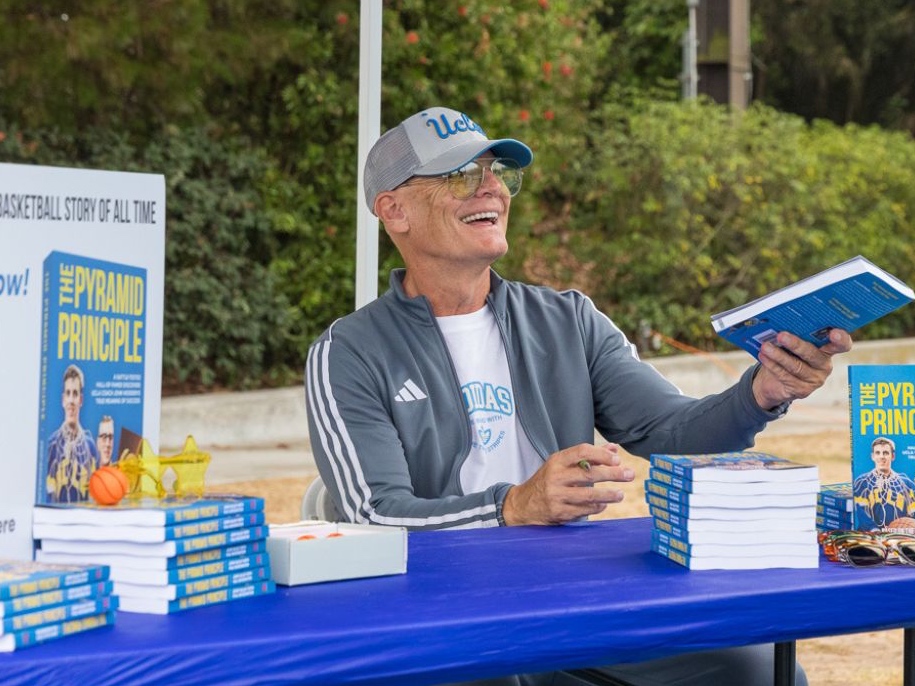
[394,379,428,402]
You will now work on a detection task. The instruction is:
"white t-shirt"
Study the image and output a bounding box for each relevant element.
[436,306,543,494]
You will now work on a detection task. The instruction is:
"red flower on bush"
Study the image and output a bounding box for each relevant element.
[560,64,573,77]
[406,31,420,44]
[542,61,553,78]
[519,110,531,122]
[543,110,555,121]
[458,5,468,17]
[0,132,6,143]
[539,0,549,8]
[336,12,349,25]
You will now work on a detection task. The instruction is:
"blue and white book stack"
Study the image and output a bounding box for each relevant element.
[646,451,821,570]
[816,482,854,532]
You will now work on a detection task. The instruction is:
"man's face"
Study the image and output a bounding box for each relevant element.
[98,421,114,463]
[62,376,83,427]
[395,154,512,268]
[871,443,894,474]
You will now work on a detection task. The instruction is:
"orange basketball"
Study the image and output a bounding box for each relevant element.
[89,466,129,506]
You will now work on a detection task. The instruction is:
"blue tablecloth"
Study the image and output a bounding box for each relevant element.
[2,517,915,685]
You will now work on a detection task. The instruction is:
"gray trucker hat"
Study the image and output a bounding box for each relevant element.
[363,106,533,214]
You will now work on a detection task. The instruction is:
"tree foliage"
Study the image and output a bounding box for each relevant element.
[1,1,914,389]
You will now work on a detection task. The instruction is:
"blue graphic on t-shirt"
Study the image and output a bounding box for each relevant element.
[461,381,513,415]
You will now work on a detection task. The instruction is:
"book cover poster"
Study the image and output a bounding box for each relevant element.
[0,163,164,560]
[36,252,147,505]
[849,364,915,530]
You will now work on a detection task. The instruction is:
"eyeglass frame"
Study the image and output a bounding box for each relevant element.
[398,157,524,199]
[818,529,915,567]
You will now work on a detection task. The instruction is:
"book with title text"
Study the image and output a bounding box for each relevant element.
[711,256,914,358]
[35,251,148,506]
[0,163,165,560]
[849,365,915,531]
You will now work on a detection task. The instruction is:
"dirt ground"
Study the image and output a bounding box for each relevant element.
[221,430,902,685]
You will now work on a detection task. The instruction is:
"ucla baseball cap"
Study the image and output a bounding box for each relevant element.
[363,106,533,213]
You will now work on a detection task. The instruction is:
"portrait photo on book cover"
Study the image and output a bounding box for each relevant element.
[852,436,915,531]
[35,252,148,505]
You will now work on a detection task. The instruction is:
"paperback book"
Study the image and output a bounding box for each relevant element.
[114,566,270,601]
[645,481,817,511]
[648,502,816,523]
[118,580,276,615]
[35,524,270,558]
[33,494,265,527]
[32,511,266,543]
[650,530,817,560]
[648,467,819,495]
[2,594,117,634]
[0,581,112,619]
[649,451,819,483]
[0,559,109,600]
[651,540,819,571]
[651,520,816,547]
[711,255,914,358]
[0,610,116,652]
[650,510,814,534]
[849,364,915,530]
[818,482,853,513]
[35,540,267,572]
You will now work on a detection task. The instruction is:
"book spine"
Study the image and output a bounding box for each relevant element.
[167,512,266,539]
[649,540,690,568]
[649,455,686,478]
[650,517,689,541]
[647,468,689,492]
[0,581,113,619]
[116,566,270,600]
[167,497,265,524]
[2,595,117,634]
[818,494,853,512]
[171,540,268,569]
[645,490,693,517]
[170,552,269,584]
[0,567,109,601]
[648,504,688,528]
[1,611,116,652]
[163,580,276,614]
[650,530,690,555]
[173,525,270,555]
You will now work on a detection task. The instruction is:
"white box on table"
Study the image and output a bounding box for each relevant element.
[266,521,407,586]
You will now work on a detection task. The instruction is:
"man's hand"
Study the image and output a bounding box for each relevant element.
[753,328,853,410]
[500,443,634,526]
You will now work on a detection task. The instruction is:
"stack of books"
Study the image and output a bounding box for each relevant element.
[817,482,854,532]
[33,494,275,614]
[0,559,116,651]
[646,451,821,570]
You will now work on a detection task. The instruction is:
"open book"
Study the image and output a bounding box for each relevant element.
[711,255,914,358]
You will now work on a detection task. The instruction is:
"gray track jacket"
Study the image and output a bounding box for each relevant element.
[305,269,785,530]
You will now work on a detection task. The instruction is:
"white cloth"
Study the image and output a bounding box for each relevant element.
[436,307,542,494]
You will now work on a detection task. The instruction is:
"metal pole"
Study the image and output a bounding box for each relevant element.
[685,0,699,99]
[355,0,382,310]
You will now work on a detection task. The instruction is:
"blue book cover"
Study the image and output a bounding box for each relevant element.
[818,482,853,512]
[0,581,112,619]
[648,467,818,495]
[37,525,270,558]
[816,504,853,523]
[651,520,816,547]
[644,479,816,510]
[849,364,915,530]
[35,251,147,505]
[649,451,817,483]
[712,255,914,358]
[2,594,117,635]
[33,510,267,543]
[36,540,267,572]
[0,610,116,652]
[0,560,109,601]
[118,580,276,615]
[650,539,818,570]
[114,565,270,602]
[33,493,265,527]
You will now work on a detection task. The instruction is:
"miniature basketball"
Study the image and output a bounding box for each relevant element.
[89,466,129,506]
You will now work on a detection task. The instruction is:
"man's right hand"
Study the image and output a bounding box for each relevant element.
[500,443,635,526]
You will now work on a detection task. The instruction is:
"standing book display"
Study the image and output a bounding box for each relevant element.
[849,364,915,531]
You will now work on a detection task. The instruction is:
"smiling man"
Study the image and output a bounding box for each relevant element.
[305,106,851,686]
[46,363,99,503]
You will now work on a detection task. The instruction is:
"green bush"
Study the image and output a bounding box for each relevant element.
[0,123,295,391]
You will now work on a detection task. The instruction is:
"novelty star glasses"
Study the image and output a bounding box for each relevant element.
[818,529,915,567]
[406,158,524,198]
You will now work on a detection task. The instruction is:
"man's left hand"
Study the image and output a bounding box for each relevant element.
[752,328,852,410]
